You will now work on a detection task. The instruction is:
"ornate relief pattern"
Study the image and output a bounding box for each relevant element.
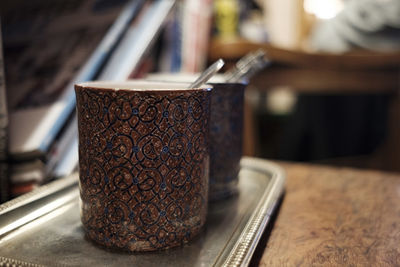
[75,86,211,251]
[209,83,245,201]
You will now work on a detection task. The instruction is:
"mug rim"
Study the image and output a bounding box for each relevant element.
[75,80,212,92]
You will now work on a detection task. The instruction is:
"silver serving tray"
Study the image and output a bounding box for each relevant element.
[0,157,285,267]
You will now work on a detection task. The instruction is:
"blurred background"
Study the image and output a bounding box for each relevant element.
[0,0,399,201]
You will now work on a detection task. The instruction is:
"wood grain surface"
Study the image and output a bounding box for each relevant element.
[258,162,400,266]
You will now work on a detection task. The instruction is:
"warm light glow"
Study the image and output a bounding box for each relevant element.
[304,0,344,20]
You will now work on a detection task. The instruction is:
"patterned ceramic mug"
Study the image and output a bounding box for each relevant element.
[208,82,246,201]
[146,74,246,201]
[75,81,212,251]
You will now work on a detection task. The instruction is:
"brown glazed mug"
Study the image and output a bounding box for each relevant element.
[208,82,246,201]
[75,81,212,252]
[145,73,246,201]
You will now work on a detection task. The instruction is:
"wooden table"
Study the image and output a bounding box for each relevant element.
[252,162,400,266]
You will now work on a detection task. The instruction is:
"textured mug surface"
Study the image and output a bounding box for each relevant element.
[75,81,211,252]
[145,74,246,201]
[209,82,245,201]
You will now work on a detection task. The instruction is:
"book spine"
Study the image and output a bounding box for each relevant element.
[158,2,183,73]
[170,4,183,73]
[0,20,9,203]
[45,114,78,178]
[99,0,177,80]
[181,0,213,73]
[52,133,78,178]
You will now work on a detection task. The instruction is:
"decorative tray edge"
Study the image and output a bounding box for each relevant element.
[219,157,286,267]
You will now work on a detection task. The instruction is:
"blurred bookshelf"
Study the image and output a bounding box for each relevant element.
[0,0,191,202]
[0,0,222,202]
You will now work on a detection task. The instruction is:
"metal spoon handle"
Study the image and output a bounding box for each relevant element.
[188,59,225,89]
[224,49,269,83]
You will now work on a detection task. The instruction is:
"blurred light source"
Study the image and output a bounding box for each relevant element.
[304,0,344,20]
[266,87,297,115]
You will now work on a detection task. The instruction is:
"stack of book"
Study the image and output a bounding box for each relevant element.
[1,0,177,200]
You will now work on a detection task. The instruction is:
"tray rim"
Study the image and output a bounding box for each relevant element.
[0,156,285,267]
[217,157,285,267]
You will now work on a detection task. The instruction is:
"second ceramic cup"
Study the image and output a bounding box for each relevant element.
[75,81,212,252]
[208,82,246,201]
[145,74,246,201]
